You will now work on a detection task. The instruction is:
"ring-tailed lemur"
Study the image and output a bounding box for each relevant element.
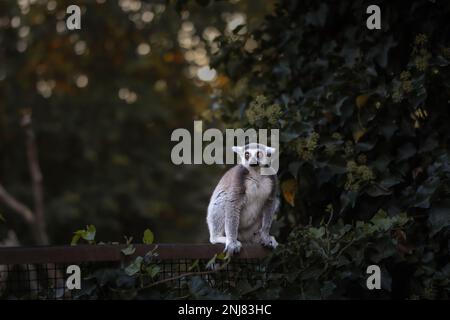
[207,143,279,254]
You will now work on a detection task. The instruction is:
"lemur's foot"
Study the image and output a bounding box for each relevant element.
[224,240,242,255]
[259,234,278,249]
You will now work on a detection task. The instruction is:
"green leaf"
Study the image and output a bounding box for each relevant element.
[339,191,357,213]
[379,123,398,140]
[70,225,96,245]
[124,235,133,245]
[83,225,96,241]
[188,276,231,300]
[429,201,450,236]
[116,274,136,288]
[366,187,391,197]
[143,229,154,244]
[371,212,393,231]
[93,268,121,286]
[309,227,325,238]
[121,244,136,256]
[412,177,440,208]
[206,254,217,270]
[331,97,348,115]
[396,143,416,162]
[147,265,160,278]
[188,259,200,271]
[70,233,81,246]
[418,135,438,153]
[356,94,369,109]
[125,256,143,276]
[372,155,393,172]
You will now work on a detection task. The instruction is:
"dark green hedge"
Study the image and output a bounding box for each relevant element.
[208,0,450,299]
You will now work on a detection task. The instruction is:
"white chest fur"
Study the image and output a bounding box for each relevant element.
[240,171,272,228]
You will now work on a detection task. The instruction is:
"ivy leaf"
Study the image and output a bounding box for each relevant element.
[93,268,121,286]
[83,225,96,241]
[366,177,402,197]
[188,259,200,272]
[396,143,416,162]
[332,97,348,115]
[429,201,450,236]
[371,212,393,231]
[411,176,440,208]
[116,274,136,288]
[372,155,393,172]
[121,244,136,256]
[143,229,154,244]
[147,265,161,278]
[379,123,398,140]
[356,94,369,109]
[288,162,301,178]
[340,191,357,213]
[70,233,81,246]
[71,225,96,245]
[419,135,438,153]
[352,128,367,143]
[281,179,297,207]
[280,132,300,143]
[309,227,325,238]
[366,185,392,197]
[123,236,133,245]
[206,254,217,270]
[188,276,231,300]
[125,256,143,276]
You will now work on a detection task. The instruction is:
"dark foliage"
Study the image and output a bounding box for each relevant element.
[207,0,450,299]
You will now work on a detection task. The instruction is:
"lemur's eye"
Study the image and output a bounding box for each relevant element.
[267,151,272,157]
[257,151,263,159]
[245,152,250,160]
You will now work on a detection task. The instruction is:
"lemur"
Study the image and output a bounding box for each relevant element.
[206,143,279,254]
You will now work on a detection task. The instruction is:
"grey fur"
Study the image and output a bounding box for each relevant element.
[207,143,279,254]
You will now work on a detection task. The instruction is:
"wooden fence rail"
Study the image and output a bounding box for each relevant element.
[0,244,270,264]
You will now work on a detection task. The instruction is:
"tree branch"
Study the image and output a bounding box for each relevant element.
[21,110,48,245]
[0,182,35,224]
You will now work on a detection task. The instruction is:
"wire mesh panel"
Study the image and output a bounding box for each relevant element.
[0,245,269,299]
[0,262,112,299]
[154,258,267,296]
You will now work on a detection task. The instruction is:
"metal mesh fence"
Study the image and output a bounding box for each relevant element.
[1,262,109,299]
[0,245,269,299]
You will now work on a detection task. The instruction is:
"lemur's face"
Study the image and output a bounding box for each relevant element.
[232,143,276,169]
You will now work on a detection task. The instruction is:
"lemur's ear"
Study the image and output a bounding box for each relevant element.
[266,147,276,156]
[232,146,244,154]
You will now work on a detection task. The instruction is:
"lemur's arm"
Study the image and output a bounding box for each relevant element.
[258,176,279,248]
[260,197,279,235]
[223,165,248,254]
[224,193,245,248]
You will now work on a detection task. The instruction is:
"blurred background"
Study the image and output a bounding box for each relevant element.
[0,0,272,245]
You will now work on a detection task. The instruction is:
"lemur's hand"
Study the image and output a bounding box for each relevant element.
[258,233,278,249]
[224,239,242,255]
